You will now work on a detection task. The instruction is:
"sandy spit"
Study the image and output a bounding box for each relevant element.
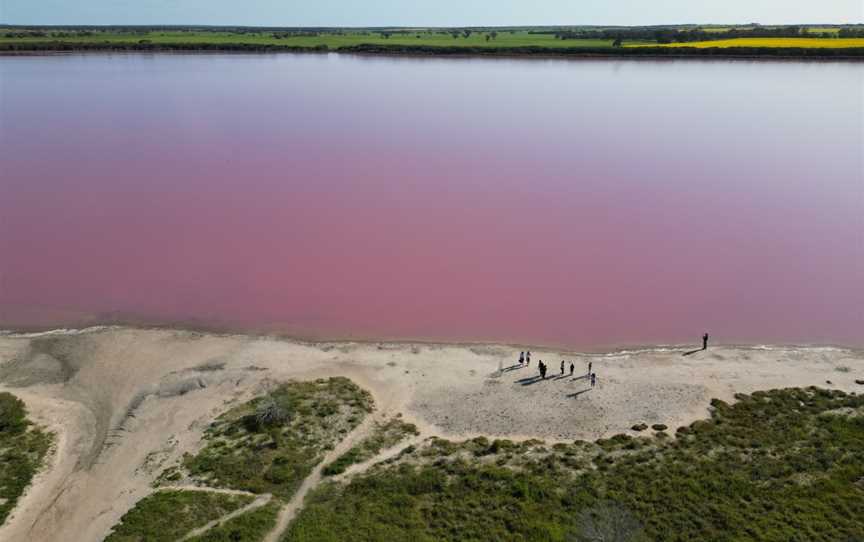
[0,326,861,542]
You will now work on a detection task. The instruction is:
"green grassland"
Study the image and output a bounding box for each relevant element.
[105,490,254,542]
[3,26,864,56]
[0,392,52,527]
[284,388,864,542]
[0,29,619,49]
[654,38,864,49]
[322,416,419,477]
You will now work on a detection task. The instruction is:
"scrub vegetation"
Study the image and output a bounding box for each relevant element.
[104,490,254,542]
[322,416,419,476]
[187,500,281,542]
[284,387,864,541]
[181,377,374,498]
[2,25,863,56]
[0,392,52,527]
[109,377,374,541]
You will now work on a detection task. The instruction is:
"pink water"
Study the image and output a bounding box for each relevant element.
[1,54,862,348]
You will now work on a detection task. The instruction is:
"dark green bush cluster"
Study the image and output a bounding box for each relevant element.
[0,42,329,52]
[0,392,52,526]
[183,377,373,498]
[337,43,864,58]
[285,388,864,541]
[105,490,253,542]
[323,417,419,476]
[188,501,281,542]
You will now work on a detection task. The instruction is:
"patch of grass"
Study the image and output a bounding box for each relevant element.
[105,490,253,542]
[0,29,616,49]
[650,37,864,48]
[322,417,419,476]
[0,392,52,526]
[181,377,373,499]
[284,388,864,541]
[188,500,281,542]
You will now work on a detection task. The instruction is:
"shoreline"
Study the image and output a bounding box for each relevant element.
[3,43,864,61]
[1,326,862,541]
[1,323,861,356]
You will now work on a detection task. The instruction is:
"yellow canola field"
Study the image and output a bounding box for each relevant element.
[639,38,864,48]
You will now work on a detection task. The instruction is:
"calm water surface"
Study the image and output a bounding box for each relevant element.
[1,54,862,348]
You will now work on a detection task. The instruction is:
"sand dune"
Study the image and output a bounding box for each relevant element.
[0,327,861,542]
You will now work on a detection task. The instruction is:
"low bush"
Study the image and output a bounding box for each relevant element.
[285,388,864,541]
[0,392,52,526]
[105,490,253,542]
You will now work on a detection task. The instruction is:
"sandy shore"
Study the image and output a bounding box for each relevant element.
[0,326,861,542]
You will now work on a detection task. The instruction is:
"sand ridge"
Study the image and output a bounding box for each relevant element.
[0,327,861,541]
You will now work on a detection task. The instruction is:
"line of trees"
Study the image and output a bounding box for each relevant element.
[3,40,863,57]
[552,26,847,44]
[839,28,864,38]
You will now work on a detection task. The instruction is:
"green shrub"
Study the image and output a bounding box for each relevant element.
[0,392,52,526]
[182,378,373,499]
[284,388,864,542]
[105,490,253,541]
[189,500,280,541]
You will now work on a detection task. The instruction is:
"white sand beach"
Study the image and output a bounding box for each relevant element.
[0,327,861,541]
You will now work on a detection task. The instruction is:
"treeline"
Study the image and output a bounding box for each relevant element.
[338,43,864,57]
[3,41,864,58]
[0,41,330,53]
[3,30,95,38]
[552,26,846,43]
[839,27,864,38]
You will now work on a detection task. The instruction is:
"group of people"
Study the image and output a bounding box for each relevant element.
[518,351,597,387]
[513,333,710,391]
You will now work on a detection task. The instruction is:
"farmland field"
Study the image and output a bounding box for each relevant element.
[0,30,620,49]
[653,37,864,48]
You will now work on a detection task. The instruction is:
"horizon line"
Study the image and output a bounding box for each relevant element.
[2,22,863,29]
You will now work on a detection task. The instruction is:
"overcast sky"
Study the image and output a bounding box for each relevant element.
[2,0,862,27]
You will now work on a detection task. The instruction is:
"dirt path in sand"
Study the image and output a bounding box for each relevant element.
[182,493,273,541]
[261,416,377,542]
[0,327,861,541]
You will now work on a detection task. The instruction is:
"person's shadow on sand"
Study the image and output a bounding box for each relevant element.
[501,364,523,373]
[567,388,592,399]
[683,348,703,357]
[515,375,544,386]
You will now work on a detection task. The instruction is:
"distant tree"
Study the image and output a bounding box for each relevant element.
[612,37,623,47]
[485,35,490,42]
[490,31,498,40]
[463,29,472,38]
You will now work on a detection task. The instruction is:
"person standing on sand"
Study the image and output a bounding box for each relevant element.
[702,333,709,350]
[570,362,575,376]
[560,360,565,375]
[527,351,531,366]
[519,351,524,365]
[591,373,596,388]
[539,361,546,379]
[588,361,593,376]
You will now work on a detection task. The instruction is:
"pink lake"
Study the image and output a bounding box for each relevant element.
[1,53,862,348]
